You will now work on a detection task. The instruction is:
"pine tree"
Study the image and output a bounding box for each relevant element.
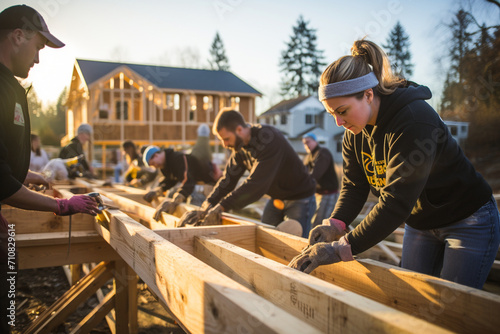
[448,9,473,83]
[52,87,68,139]
[383,21,414,79]
[440,9,474,116]
[27,86,43,132]
[438,2,500,154]
[279,16,325,98]
[208,32,230,71]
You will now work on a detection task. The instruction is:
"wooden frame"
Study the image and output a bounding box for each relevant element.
[16,181,500,333]
[94,209,319,333]
[92,206,500,333]
[255,227,500,334]
[13,187,137,333]
[193,236,448,333]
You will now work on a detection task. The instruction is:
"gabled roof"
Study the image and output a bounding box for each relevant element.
[75,59,261,96]
[258,95,311,117]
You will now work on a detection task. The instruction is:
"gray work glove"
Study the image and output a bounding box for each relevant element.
[200,200,211,211]
[143,187,163,203]
[176,210,205,227]
[153,193,186,221]
[200,204,223,226]
[288,236,354,274]
[308,218,347,246]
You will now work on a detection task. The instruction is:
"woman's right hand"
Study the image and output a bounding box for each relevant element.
[308,218,347,245]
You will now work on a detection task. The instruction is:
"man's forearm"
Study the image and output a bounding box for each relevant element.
[24,170,49,186]
[2,185,59,212]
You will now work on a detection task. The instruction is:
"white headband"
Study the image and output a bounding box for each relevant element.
[318,72,379,101]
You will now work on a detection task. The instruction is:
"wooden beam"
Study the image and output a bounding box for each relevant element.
[95,185,268,228]
[62,264,82,286]
[114,259,130,334]
[18,240,119,269]
[54,188,89,199]
[113,259,138,334]
[70,178,106,190]
[110,184,151,195]
[92,187,179,229]
[2,206,95,234]
[93,209,320,333]
[255,227,500,334]
[69,290,115,334]
[23,262,114,334]
[82,263,117,334]
[194,236,450,333]
[128,270,139,334]
[155,224,256,254]
[16,231,102,247]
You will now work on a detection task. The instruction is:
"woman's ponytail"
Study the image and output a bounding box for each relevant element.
[320,39,405,96]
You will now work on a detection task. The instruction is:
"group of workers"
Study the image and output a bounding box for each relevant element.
[1,4,499,333]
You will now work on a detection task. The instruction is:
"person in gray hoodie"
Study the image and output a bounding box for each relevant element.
[289,39,499,289]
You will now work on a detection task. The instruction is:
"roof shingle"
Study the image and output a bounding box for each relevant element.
[76,59,261,95]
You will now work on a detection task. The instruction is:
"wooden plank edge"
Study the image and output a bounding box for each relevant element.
[255,226,500,334]
[194,236,451,334]
[101,209,320,333]
[155,224,257,254]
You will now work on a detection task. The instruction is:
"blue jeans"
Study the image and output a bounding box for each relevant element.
[401,196,500,289]
[114,164,123,183]
[262,195,316,238]
[312,192,339,228]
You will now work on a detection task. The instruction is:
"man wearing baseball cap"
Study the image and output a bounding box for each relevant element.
[0,5,96,333]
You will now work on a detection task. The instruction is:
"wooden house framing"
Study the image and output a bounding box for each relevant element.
[65,59,261,173]
[11,180,500,333]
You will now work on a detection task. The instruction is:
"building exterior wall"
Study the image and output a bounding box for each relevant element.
[66,65,259,173]
[289,96,325,137]
[443,120,469,147]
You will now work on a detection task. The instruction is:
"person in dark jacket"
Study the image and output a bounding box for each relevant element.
[0,5,99,333]
[289,39,500,289]
[143,146,215,220]
[302,132,339,228]
[121,140,157,187]
[59,123,94,178]
[201,109,316,237]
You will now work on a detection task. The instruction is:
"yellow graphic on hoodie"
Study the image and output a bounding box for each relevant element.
[362,152,386,188]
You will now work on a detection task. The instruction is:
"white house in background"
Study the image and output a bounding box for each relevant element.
[443,120,469,147]
[257,95,345,165]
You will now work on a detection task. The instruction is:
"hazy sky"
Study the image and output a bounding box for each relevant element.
[2,0,498,114]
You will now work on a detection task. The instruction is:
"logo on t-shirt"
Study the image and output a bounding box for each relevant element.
[362,152,386,188]
[13,103,25,126]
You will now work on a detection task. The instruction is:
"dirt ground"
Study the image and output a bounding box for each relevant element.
[13,266,185,334]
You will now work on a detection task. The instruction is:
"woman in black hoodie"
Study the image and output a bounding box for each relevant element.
[289,39,499,289]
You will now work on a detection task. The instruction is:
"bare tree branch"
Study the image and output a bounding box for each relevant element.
[485,0,500,10]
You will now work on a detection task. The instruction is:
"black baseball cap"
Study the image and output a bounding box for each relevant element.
[0,5,64,48]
